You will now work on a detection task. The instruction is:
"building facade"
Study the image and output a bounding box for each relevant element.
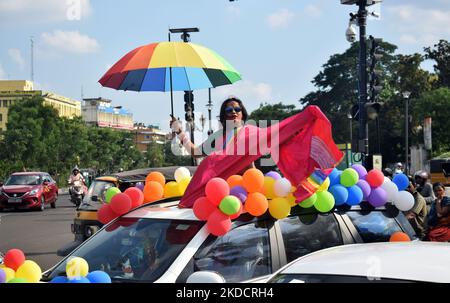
[133,124,168,153]
[82,97,134,130]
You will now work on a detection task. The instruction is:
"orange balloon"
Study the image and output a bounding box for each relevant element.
[227,175,244,188]
[242,168,264,193]
[389,232,411,242]
[143,181,164,203]
[244,192,268,216]
[146,172,166,187]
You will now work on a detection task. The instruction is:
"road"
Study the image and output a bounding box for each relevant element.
[0,194,76,271]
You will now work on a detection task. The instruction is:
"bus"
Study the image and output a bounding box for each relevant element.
[429,158,450,186]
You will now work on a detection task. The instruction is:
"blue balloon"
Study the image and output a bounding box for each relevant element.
[68,277,91,283]
[0,269,6,283]
[86,271,112,283]
[392,173,409,191]
[328,184,348,206]
[50,276,69,283]
[346,185,363,206]
[328,169,342,186]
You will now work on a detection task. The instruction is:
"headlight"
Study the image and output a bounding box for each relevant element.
[85,226,99,238]
[29,189,39,195]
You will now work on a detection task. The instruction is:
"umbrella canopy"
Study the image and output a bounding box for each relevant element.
[99,41,241,92]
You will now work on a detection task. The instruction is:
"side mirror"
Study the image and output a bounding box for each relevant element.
[91,196,98,202]
[186,271,226,283]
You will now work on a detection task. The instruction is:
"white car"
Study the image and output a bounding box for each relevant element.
[266,242,450,283]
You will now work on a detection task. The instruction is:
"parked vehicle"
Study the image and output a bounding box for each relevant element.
[45,201,416,283]
[430,158,450,186]
[265,242,450,283]
[0,172,58,211]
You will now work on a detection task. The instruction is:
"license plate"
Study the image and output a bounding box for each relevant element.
[8,197,22,203]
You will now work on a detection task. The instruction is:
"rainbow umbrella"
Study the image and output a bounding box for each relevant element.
[99,41,241,115]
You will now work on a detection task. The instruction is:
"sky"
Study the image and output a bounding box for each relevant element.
[0,0,449,135]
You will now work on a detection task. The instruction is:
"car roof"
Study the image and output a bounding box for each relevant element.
[277,242,450,283]
[11,172,46,176]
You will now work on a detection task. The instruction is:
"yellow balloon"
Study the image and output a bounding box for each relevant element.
[2,267,15,282]
[164,181,182,198]
[269,197,291,219]
[286,193,297,207]
[290,186,296,193]
[66,257,89,278]
[178,177,191,194]
[15,260,42,283]
[263,177,276,199]
[317,177,330,192]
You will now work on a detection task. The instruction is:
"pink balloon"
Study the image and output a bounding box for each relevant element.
[365,169,384,188]
[97,204,117,224]
[110,193,132,215]
[193,197,217,221]
[124,187,144,209]
[207,209,232,236]
[205,178,230,206]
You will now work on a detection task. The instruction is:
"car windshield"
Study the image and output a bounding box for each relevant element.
[43,218,204,283]
[79,180,115,210]
[5,175,42,186]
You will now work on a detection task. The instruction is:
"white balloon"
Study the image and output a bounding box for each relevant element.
[274,178,292,197]
[383,176,391,184]
[174,167,191,183]
[381,180,399,202]
[394,191,415,211]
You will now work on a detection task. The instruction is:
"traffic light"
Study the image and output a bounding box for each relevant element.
[350,102,383,121]
[368,35,383,103]
[184,90,194,122]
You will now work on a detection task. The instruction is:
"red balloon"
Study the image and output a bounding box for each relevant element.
[193,197,217,221]
[4,249,25,271]
[229,203,243,220]
[110,193,132,215]
[124,187,144,209]
[97,204,117,224]
[205,178,230,206]
[207,209,232,236]
[366,169,384,188]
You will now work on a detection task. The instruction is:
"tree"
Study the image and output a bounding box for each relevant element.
[248,102,299,126]
[146,141,164,167]
[163,141,192,167]
[424,39,450,88]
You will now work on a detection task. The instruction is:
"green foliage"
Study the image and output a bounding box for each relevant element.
[249,102,299,126]
[163,141,192,167]
[424,39,450,87]
[146,141,164,167]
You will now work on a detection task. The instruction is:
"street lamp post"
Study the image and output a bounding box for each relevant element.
[207,88,213,136]
[403,91,411,175]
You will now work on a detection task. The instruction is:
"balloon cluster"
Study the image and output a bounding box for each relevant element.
[49,257,111,283]
[0,249,41,283]
[98,168,192,224]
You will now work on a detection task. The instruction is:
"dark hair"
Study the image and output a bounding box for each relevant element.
[433,182,445,191]
[219,97,248,128]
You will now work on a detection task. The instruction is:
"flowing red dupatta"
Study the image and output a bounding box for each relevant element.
[180,105,344,208]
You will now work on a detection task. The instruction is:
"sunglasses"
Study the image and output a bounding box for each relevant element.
[225,106,242,115]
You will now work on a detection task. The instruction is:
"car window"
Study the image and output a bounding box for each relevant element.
[269,274,413,283]
[278,214,343,263]
[5,175,41,185]
[179,221,272,283]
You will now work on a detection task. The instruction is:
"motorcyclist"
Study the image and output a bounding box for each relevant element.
[414,170,436,207]
[68,166,86,197]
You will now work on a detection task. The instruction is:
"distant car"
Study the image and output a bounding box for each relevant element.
[266,242,450,283]
[0,172,59,211]
[43,201,416,283]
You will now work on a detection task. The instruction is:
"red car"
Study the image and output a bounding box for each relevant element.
[0,172,59,211]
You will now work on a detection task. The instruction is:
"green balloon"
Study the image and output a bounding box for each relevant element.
[340,168,359,187]
[299,193,317,208]
[105,187,121,203]
[314,191,335,213]
[8,278,28,283]
[219,196,241,215]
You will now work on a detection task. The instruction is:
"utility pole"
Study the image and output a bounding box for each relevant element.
[30,36,34,82]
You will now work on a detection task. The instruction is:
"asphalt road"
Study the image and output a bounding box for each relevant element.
[0,194,76,271]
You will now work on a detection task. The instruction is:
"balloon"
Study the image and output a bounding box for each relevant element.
[207,209,232,236]
[229,203,243,220]
[365,169,384,188]
[368,187,387,207]
[86,271,112,283]
[143,181,164,203]
[328,168,342,186]
[314,191,335,213]
[242,168,265,193]
[219,196,241,216]
[286,193,297,207]
[265,171,282,180]
[104,187,121,204]
[299,193,317,208]
[68,277,91,283]
[340,168,359,187]
[97,204,117,224]
[15,260,42,283]
[50,276,68,283]
[2,267,15,282]
[205,178,230,206]
[346,185,363,206]
[351,164,368,179]
[263,177,276,199]
[389,232,411,242]
[317,177,330,192]
[381,180,399,202]
[356,180,372,200]
[274,178,292,197]
[227,175,244,188]
[269,197,291,219]
[230,186,248,203]
[124,187,144,209]
[135,182,145,192]
[245,192,269,216]
[4,249,25,271]
[392,173,409,191]
[145,171,165,187]
[193,197,217,221]
[383,177,391,184]
[7,278,28,283]
[66,257,89,279]
[0,269,6,283]
[328,184,348,206]
[174,167,191,183]
[110,193,132,215]
[164,181,182,198]
[178,177,191,194]
[394,191,415,211]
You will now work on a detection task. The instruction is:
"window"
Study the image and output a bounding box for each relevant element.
[0,113,2,122]
[278,214,343,263]
[2,100,7,107]
[178,221,272,283]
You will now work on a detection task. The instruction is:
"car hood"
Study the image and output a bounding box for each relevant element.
[2,185,38,193]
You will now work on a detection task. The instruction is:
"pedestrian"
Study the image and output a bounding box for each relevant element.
[424,182,450,242]
[393,162,404,176]
[404,179,428,239]
[414,170,436,207]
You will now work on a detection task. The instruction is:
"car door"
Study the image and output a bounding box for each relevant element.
[42,175,54,202]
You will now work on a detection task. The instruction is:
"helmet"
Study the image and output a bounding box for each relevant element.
[414,170,428,179]
[395,162,403,168]
[72,166,80,173]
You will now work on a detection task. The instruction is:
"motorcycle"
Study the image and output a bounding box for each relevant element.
[68,180,85,207]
